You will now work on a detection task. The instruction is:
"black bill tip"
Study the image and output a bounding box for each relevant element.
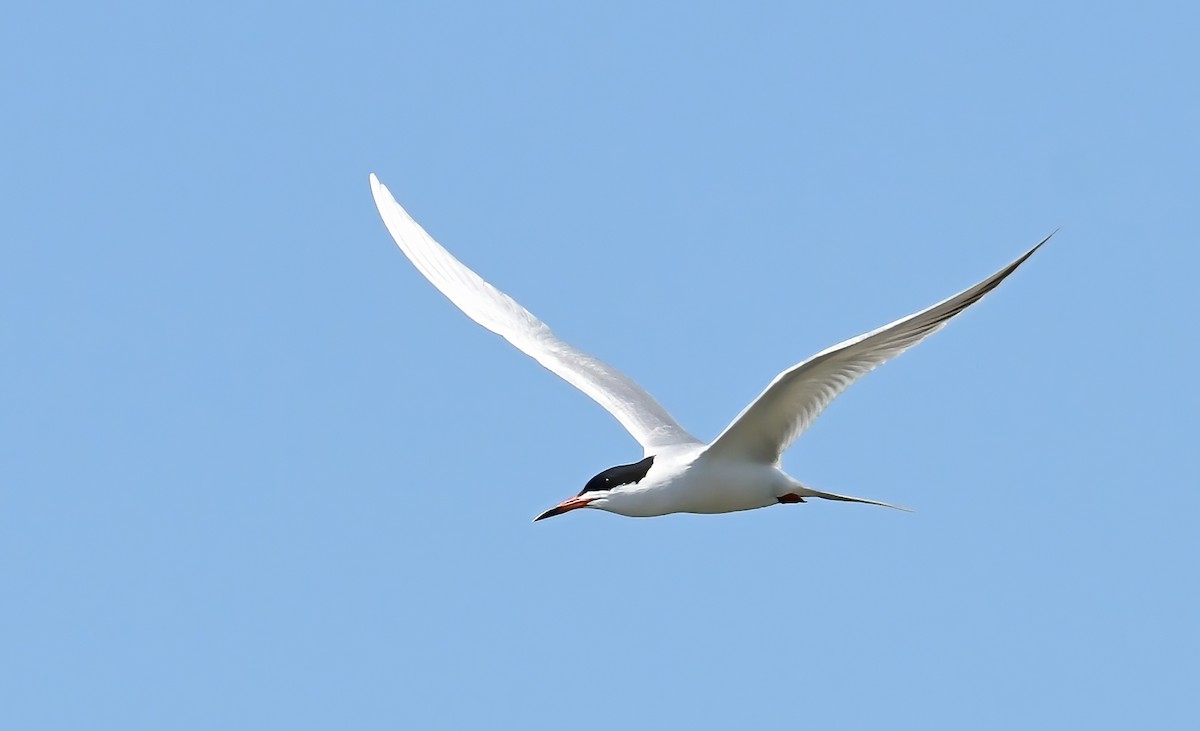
[533,505,568,522]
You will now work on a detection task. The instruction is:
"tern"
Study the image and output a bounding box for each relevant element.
[370,174,1049,521]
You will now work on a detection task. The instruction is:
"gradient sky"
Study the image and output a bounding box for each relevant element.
[4,1,1198,729]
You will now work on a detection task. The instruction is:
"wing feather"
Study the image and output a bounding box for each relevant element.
[705,235,1052,463]
[370,174,697,453]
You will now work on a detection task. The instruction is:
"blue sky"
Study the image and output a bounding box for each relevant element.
[3,1,1198,728]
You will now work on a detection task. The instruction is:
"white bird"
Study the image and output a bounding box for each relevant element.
[369,173,1050,521]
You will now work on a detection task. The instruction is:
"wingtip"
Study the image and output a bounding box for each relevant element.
[1030,228,1058,253]
[368,173,399,214]
[1007,229,1056,270]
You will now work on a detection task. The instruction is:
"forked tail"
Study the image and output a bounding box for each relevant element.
[796,485,912,512]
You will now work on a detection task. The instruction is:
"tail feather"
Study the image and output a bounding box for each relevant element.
[796,486,912,512]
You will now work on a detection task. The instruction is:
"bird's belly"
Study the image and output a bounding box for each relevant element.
[660,462,784,515]
[673,482,778,514]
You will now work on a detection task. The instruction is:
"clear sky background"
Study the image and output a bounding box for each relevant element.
[3,1,1197,728]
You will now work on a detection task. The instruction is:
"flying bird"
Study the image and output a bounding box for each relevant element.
[369,173,1049,521]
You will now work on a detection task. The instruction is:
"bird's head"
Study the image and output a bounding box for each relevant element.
[533,455,656,521]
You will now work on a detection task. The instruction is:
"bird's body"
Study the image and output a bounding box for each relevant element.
[592,446,779,517]
[369,173,1049,521]
[577,446,900,517]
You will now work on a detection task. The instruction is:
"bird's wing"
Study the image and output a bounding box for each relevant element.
[370,174,698,454]
[704,235,1052,463]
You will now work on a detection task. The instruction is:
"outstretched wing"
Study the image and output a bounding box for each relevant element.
[705,235,1052,463]
[370,174,698,454]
